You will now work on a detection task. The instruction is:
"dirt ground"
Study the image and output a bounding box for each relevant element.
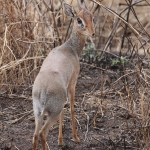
[1,63,140,150]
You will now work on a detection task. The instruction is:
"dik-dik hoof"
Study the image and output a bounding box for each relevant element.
[73,136,80,143]
[58,138,64,146]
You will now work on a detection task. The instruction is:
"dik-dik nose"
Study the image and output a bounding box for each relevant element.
[92,33,95,37]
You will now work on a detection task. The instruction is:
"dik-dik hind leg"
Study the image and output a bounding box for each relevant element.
[68,85,80,143]
[58,109,64,146]
[39,114,60,150]
[32,115,43,150]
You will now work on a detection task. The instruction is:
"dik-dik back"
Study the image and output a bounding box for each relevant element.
[32,1,95,150]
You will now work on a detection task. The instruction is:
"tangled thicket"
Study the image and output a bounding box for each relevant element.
[0,0,150,148]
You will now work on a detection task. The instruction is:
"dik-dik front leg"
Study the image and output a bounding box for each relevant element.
[68,84,80,142]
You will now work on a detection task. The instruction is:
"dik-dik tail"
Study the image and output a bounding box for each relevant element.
[32,1,95,150]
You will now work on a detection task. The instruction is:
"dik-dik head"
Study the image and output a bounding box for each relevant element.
[64,1,95,37]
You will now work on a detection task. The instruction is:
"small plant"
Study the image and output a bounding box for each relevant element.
[82,44,95,62]
[83,44,94,51]
[111,58,120,66]
[120,56,127,64]
[110,56,127,67]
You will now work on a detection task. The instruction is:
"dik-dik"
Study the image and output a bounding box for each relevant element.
[32,1,95,150]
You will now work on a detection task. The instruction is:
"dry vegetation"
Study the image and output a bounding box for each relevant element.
[1,0,150,149]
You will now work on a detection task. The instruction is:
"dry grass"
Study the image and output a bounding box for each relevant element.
[0,0,150,149]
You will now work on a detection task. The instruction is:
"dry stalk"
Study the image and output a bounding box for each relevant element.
[92,0,139,35]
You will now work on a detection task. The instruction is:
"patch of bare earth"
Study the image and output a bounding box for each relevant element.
[1,64,140,150]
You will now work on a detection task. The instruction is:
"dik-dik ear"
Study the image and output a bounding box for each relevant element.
[63,3,76,18]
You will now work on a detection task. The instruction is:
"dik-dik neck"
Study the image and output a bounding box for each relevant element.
[65,25,87,56]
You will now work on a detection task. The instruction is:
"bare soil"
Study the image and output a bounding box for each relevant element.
[1,64,139,150]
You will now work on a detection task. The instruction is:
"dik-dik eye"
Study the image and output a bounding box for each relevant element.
[77,17,84,28]
[77,17,82,24]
